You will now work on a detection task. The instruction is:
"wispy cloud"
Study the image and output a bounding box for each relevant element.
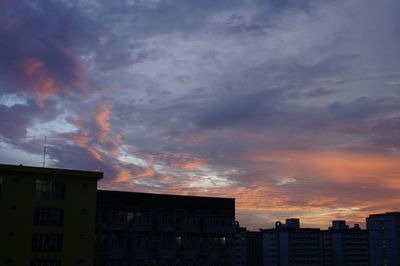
[1,0,400,229]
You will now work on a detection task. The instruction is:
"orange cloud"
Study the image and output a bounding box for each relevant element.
[20,57,60,107]
[161,152,207,169]
[87,146,103,161]
[246,151,400,186]
[62,117,105,161]
[113,134,123,142]
[94,103,112,143]
[113,165,155,183]
[113,166,132,183]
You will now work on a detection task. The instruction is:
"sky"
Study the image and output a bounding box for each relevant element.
[1,0,400,230]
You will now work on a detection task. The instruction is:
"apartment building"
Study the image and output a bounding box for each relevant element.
[367,212,400,266]
[322,220,369,266]
[96,190,235,266]
[261,219,323,266]
[0,164,103,266]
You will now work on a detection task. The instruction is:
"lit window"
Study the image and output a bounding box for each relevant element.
[127,212,134,223]
[221,237,226,245]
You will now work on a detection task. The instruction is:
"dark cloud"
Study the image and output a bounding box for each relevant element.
[1,0,400,229]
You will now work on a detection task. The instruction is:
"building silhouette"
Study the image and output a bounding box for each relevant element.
[261,219,323,266]
[0,164,103,266]
[96,189,235,266]
[259,219,370,266]
[367,212,400,266]
[246,231,262,266]
[234,222,247,266]
[2,163,400,266]
[322,220,369,266]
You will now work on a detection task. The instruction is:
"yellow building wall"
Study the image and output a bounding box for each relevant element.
[0,165,102,266]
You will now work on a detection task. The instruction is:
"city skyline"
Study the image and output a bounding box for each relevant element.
[1,0,400,230]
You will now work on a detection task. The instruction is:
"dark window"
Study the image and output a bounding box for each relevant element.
[33,208,64,227]
[32,233,63,252]
[51,182,65,200]
[112,211,126,224]
[31,259,61,266]
[36,180,50,199]
[36,180,65,200]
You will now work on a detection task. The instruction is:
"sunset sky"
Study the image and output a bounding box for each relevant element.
[1,0,400,230]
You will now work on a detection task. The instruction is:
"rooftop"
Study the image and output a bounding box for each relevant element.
[98,189,235,212]
[0,163,103,180]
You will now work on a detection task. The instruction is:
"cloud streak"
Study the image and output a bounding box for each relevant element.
[1,0,400,229]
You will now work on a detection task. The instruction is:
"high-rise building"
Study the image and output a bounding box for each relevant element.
[0,163,103,266]
[234,222,247,266]
[246,231,262,266]
[322,220,369,266]
[261,219,323,266]
[96,190,235,266]
[367,212,400,266]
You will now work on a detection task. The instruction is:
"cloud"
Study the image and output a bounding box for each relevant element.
[94,103,112,143]
[1,0,400,230]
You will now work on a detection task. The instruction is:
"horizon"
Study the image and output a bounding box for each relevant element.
[1,0,400,231]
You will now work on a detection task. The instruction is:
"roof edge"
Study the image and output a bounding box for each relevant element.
[0,163,103,180]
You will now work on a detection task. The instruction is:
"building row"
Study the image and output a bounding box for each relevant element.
[245,215,400,266]
[0,164,399,266]
[0,164,236,266]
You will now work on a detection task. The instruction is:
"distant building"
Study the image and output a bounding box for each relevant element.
[261,219,323,266]
[367,212,400,266]
[234,222,247,266]
[0,163,102,266]
[96,190,235,266]
[322,220,369,266]
[246,231,262,266]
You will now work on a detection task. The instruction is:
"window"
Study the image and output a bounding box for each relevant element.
[127,212,134,223]
[0,176,3,193]
[112,211,126,224]
[31,259,61,266]
[32,233,63,252]
[33,208,64,227]
[36,180,50,199]
[52,182,65,200]
[36,180,65,200]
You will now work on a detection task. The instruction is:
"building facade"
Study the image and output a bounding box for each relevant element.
[246,231,262,266]
[96,190,235,266]
[0,163,102,266]
[261,219,323,266]
[367,212,400,266]
[322,220,369,266]
[234,222,247,266]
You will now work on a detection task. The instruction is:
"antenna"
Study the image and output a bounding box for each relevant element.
[43,136,47,167]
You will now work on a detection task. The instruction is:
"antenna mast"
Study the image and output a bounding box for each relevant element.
[43,136,47,167]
